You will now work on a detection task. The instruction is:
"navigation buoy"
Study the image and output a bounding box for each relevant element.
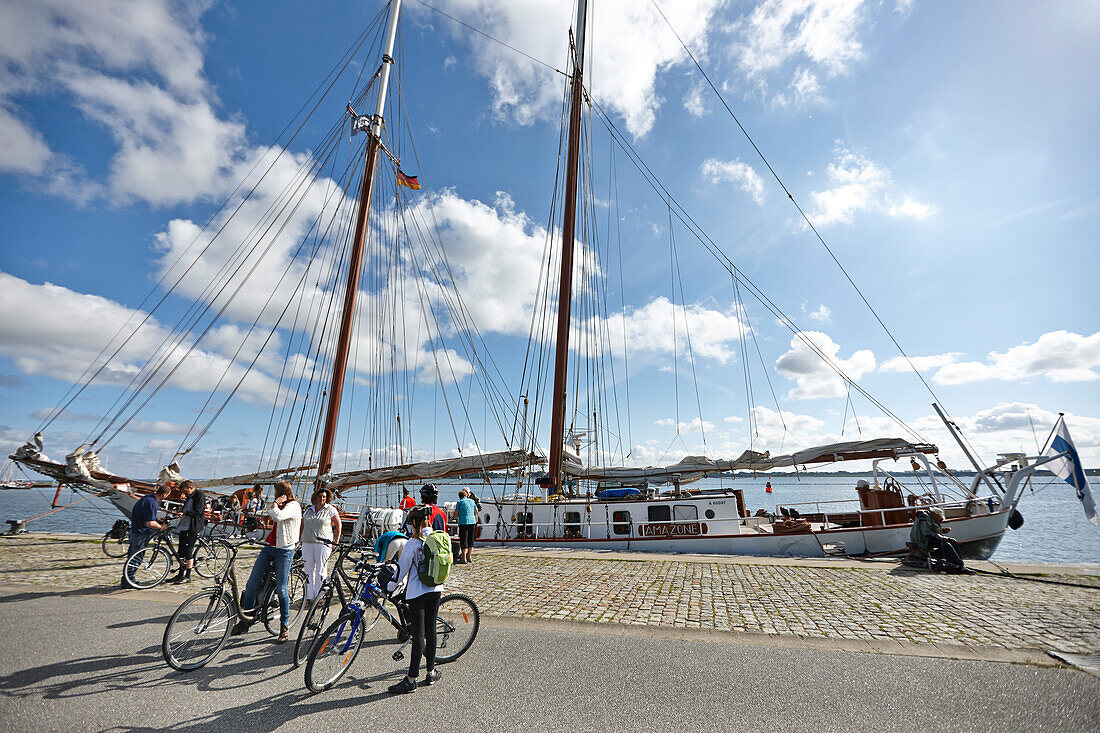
[765,480,773,494]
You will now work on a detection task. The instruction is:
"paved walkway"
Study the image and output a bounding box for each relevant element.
[3,533,1098,659]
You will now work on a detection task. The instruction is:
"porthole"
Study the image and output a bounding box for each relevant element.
[484,513,491,523]
[705,509,715,519]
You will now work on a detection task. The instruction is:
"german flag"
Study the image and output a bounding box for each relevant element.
[396,169,421,190]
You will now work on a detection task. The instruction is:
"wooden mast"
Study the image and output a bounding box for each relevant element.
[547,0,589,489]
[317,0,404,477]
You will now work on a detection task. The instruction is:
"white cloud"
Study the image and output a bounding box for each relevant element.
[0,270,282,405]
[775,330,875,399]
[802,302,832,323]
[580,296,750,366]
[932,331,1100,386]
[888,196,933,220]
[654,417,713,434]
[807,145,933,226]
[433,0,723,137]
[0,0,250,206]
[730,0,877,106]
[701,157,766,205]
[0,105,51,174]
[683,83,707,117]
[879,352,963,374]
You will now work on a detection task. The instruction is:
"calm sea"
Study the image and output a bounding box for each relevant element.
[3,474,1098,564]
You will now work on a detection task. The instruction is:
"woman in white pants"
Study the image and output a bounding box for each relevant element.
[300,488,341,601]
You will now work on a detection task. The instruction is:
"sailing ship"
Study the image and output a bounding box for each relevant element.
[7,0,1083,559]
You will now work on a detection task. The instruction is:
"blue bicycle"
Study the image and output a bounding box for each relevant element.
[302,561,479,692]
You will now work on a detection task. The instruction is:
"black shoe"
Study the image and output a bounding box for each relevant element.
[421,669,442,686]
[388,677,417,695]
[230,620,252,636]
[170,572,187,584]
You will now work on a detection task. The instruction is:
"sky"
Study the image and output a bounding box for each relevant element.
[0,0,1098,488]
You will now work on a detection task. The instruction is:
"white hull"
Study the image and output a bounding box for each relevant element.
[476,493,1011,560]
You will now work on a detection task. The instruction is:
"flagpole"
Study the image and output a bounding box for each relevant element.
[1038,412,1063,455]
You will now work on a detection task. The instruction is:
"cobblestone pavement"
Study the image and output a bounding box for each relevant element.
[3,534,1098,654]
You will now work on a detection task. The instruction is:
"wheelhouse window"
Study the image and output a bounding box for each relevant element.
[648,505,671,523]
[564,511,581,538]
[612,510,632,535]
[674,504,698,521]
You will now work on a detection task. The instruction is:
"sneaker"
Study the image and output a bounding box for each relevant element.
[230,620,252,636]
[422,669,442,686]
[388,677,417,695]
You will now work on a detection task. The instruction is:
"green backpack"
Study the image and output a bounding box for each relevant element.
[417,530,453,587]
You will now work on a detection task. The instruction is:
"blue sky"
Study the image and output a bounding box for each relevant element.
[0,0,1098,482]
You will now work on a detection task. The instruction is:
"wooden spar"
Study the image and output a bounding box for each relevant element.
[316,136,381,476]
[547,0,589,489]
[316,0,403,477]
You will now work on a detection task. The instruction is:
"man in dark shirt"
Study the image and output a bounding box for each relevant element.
[171,480,206,584]
[122,485,171,588]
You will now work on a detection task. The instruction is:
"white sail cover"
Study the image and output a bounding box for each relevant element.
[324,450,544,491]
[564,439,936,484]
[190,465,311,489]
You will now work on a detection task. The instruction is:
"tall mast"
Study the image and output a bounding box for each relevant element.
[317,0,403,477]
[547,0,589,489]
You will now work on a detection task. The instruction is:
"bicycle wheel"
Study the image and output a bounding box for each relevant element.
[294,587,337,667]
[304,612,364,692]
[162,589,234,670]
[435,593,480,663]
[192,537,229,579]
[263,569,308,635]
[102,533,128,558]
[124,545,171,589]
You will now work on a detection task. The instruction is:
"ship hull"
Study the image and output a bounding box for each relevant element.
[476,495,1011,559]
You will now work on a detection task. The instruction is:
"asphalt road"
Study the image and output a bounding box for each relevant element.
[0,588,1096,732]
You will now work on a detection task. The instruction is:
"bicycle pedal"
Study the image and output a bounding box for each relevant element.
[392,651,404,662]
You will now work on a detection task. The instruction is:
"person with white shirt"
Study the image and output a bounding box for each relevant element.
[300,487,341,600]
[387,506,443,694]
[233,480,301,642]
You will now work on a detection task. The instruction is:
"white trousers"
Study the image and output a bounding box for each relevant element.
[301,542,332,600]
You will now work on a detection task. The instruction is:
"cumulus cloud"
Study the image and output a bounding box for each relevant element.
[879,352,963,374]
[0,0,248,206]
[654,417,714,434]
[0,270,282,404]
[432,0,723,137]
[802,302,832,323]
[730,0,876,106]
[775,330,875,399]
[927,331,1100,385]
[806,145,933,226]
[683,83,707,117]
[579,296,750,366]
[701,157,766,205]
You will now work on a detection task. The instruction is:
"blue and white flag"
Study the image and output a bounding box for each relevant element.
[1043,415,1097,526]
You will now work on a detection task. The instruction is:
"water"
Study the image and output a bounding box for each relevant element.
[4,474,1098,564]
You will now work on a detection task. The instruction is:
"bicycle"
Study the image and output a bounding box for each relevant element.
[303,561,479,692]
[161,539,309,670]
[123,524,229,589]
[101,519,130,558]
[292,538,372,667]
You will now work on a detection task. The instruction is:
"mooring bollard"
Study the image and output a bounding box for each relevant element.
[5,519,27,535]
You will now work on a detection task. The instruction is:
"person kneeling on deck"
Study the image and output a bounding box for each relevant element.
[232,481,301,642]
[910,508,968,574]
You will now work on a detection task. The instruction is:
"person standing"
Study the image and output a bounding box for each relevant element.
[387,507,443,694]
[399,487,416,510]
[171,480,206,584]
[233,481,301,641]
[122,485,170,588]
[300,487,341,601]
[456,488,477,564]
[420,484,447,531]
